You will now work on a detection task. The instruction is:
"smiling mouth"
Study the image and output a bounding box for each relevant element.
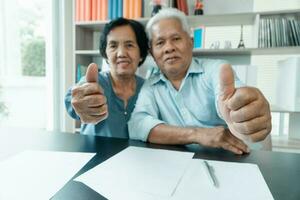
[117,61,130,66]
[165,57,179,63]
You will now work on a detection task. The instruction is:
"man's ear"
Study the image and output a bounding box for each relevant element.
[188,34,194,47]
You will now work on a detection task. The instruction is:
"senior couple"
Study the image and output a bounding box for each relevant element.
[65,8,272,154]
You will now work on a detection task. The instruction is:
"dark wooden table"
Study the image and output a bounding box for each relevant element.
[0,129,299,200]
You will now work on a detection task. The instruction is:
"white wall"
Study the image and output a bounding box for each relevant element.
[254,0,300,11]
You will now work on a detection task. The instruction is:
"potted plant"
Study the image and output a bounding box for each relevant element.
[0,86,8,118]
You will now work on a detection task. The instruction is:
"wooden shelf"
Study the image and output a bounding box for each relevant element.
[72,6,300,133]
[75,8,300,31]
[75,50,99,56]
[195,47,300,56]
[251,47,300,55]
[258,8,300,16]
[75,47,300,57]
[75,14,255,30]
[193,48,252,56]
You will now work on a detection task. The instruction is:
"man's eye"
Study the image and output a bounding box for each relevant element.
[109,44,117,49]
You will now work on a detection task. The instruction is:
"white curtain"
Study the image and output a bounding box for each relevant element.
[0,0,21,79]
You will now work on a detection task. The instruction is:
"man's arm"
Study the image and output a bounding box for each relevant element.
[128,80,249,154]
[149,124,249,154]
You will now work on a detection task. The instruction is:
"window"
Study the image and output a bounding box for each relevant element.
[0,0,49,129]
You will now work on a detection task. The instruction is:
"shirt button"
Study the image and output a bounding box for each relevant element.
[124,111,127,115]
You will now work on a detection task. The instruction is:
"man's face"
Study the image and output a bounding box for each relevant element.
[150,18,193,80]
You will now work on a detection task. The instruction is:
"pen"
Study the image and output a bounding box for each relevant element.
[203,160,218,188]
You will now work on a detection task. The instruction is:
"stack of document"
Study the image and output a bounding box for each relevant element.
[76,147,274,200]
[0,150,95,200]
[76,147,194,199]
[0,147,274,199]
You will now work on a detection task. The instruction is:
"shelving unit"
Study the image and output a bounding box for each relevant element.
[75,47,300,57]
[72,4,300,134]
[74,8,300,62]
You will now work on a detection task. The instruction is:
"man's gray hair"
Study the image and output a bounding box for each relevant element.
[146,8,191,41]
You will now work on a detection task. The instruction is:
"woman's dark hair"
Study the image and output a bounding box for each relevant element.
[99,18,149,66]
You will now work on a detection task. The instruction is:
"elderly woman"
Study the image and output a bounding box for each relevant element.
[65,18,149,138]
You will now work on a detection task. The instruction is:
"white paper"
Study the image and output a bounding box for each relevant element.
[76,146,194,200]
[0,150,95,200]
[171,159,274,200]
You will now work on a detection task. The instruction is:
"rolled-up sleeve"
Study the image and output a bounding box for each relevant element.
[128,81,165,142]
[65,77,88,121]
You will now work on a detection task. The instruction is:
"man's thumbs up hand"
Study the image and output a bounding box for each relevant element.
[218,64,248,143]
[71,63,108,124]
[218,64,272,146]
[219,64,235,101]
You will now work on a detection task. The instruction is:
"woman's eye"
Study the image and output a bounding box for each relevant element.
[126,43,134,48]
[156,41,163,46]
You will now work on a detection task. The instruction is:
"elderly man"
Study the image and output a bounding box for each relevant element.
[128,8,271,154]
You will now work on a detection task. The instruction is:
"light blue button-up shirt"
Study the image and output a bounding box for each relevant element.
[128,58,243,141]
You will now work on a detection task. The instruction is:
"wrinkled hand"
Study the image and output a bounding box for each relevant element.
[71,63,108,124]
[196,126,249,154]
[218,64,272,143]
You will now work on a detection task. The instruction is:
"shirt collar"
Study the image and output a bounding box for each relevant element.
[149,58,204,85]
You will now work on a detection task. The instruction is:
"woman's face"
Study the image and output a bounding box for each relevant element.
[105,25,141,78]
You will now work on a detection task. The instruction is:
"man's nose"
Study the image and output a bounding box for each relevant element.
[164,41,175,54]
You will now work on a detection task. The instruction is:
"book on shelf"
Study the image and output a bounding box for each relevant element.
[91,0,97,21]
[76,64,87,83]
[108,0,113,19]
[176,0,188,15]
[108,0,123,20]
[123,0,130,18]
[134,0,142,19]
[76,0,108,21]
[258,15,300,48]
[125,0,142,19]
[99,0,108,21]
[193,26,205,49]
[76,0,144,21]
[84,0,92,21]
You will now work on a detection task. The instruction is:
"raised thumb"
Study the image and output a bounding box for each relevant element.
[219,64,235,101]
[85,63,99,83]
